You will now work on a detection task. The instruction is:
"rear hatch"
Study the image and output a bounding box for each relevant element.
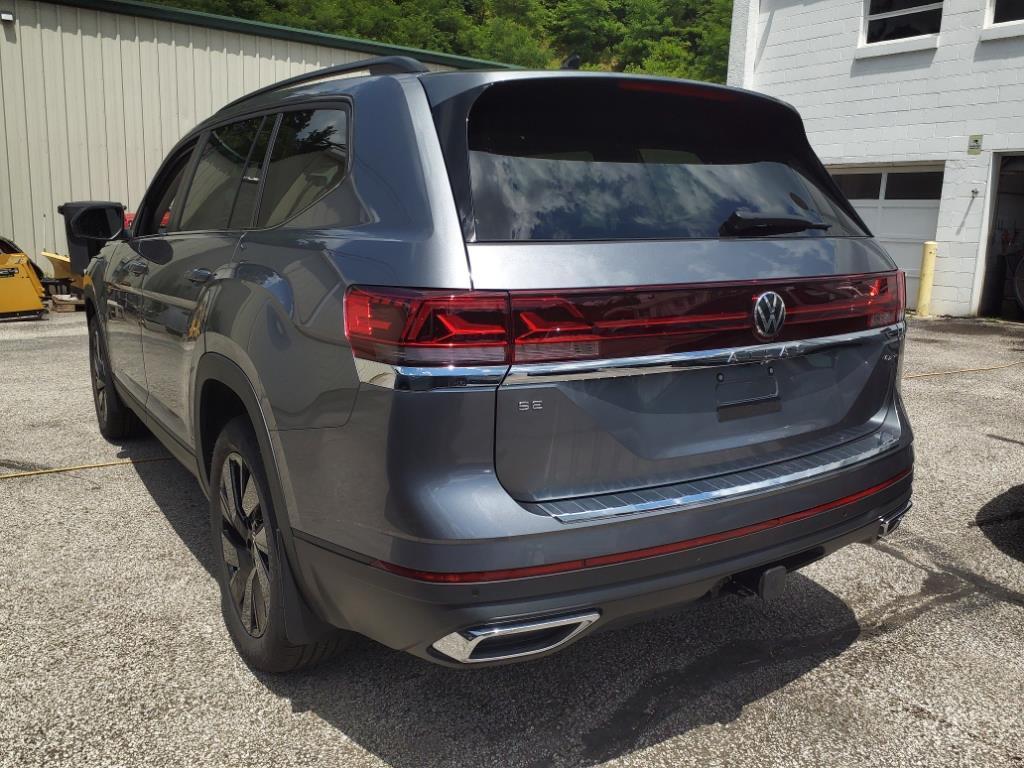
[422,74,905,505]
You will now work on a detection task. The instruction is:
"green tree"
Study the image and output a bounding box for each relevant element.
[548,0,626,67]
[627,37,695,78]
[152,0,734,82]
[463,17,553,67]
[615,0,670,70]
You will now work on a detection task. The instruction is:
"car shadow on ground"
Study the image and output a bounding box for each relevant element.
[125,437,862,767]
[974,482,1024,563]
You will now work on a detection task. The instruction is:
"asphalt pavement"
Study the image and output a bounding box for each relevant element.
[2,312,1024,767]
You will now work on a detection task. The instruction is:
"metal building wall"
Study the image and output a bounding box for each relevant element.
[0,0,459,262]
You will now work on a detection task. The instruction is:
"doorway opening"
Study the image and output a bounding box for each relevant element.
[980,155,1024,319]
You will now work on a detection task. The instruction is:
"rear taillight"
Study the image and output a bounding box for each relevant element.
[344,272,904,367]
[896,270,907,322]
[344,287,509,366]
[509,290,750,363]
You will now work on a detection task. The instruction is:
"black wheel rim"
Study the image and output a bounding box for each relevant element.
[1015,259,1024,311]
[89,322,107,423]
[219,452,271,638]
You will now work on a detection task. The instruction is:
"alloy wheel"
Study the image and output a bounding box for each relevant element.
[89,322,107,423]
[219,452,271,638]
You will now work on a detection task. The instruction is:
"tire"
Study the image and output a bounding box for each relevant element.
[209,416,344,672]
[87,314,141,440]
[1013,256,1024,314]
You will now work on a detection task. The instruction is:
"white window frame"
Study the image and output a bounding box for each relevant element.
[981,0,1024,41]
[860,0,943,47]
[830,165,945,203]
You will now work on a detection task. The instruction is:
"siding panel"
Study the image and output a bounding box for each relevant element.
[2,0,35,251]
[0,0,483,260]
[20,1,58,252]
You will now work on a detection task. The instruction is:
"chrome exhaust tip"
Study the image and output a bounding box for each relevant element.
[432,610,600,664]
[878,501,912,538]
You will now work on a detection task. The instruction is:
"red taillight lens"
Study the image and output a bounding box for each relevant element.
[508,273,903,364]
[345,273,904,367]
[510,290,749,363]
[785,274,902,331]
[896,270,907,322]
[344,287,510,366]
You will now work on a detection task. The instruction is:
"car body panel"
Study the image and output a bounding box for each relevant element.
[99,241,149,405]
[134,232,242,445]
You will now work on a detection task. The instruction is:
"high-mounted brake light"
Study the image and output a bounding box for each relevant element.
[344,272,904,368]
[617,79,739,102]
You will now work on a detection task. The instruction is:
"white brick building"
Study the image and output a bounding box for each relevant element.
[728,0,1024,316]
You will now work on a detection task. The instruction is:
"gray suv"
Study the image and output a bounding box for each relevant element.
[62,56,913,671]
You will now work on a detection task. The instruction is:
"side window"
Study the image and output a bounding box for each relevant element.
[256,109,348,228]
[135,142,196,237]
[228,116,276,229]
[178,117,266,232]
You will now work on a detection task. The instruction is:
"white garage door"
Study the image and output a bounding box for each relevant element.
[831,167,944,310]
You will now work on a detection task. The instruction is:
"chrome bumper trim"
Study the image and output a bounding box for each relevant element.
[354,358,509,390]
[529,411,905,523]
[503,322,905,385]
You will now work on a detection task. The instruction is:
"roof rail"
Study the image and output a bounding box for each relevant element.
[221,55,429,111]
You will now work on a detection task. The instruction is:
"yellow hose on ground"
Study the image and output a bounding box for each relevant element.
[904,359,1024,380]
[0,456,173,481]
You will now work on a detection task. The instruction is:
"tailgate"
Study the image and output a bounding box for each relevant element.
[489,270,904,502]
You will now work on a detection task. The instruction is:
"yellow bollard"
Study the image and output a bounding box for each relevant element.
[917,241,937,317]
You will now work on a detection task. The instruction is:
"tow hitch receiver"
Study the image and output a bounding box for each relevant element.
[732,564,788,601]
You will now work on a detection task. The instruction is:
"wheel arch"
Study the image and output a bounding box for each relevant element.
[194,352,338,644]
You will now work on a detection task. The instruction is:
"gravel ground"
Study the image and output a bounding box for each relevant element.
[2,312,1024,767]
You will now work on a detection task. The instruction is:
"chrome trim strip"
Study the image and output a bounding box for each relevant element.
[354,358,509,390]
[352,322,905,389]
[431,611,600,663]
[504,323,905,385]
[535,411,904,523]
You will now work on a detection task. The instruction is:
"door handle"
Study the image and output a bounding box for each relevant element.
[185,267,213,284]
[128,261,148,275]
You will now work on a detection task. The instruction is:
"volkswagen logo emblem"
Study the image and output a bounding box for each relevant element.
[753,291,786,340]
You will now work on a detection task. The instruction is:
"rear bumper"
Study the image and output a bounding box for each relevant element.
[291,448,913,666]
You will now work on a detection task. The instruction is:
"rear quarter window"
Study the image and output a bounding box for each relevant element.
[256,109,349,228]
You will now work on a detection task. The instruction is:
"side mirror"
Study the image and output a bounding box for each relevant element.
[57,201,126,275]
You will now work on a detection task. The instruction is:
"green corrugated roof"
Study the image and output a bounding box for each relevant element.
[54,0,515,70]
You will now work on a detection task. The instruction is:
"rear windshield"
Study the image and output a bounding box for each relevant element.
[462,79,866,242]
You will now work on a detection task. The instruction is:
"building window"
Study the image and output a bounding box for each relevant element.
[831,168,944,201]
[993,0,1024,24]
[884,171,944,200]
[833,173,883,200]
[865,1,943,44]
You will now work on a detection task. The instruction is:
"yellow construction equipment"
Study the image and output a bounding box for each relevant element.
[0,252,47,319]
[41,250,84,294]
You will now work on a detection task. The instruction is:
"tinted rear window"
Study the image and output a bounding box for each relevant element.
[256,109,348,228]
[463,80,866,242]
